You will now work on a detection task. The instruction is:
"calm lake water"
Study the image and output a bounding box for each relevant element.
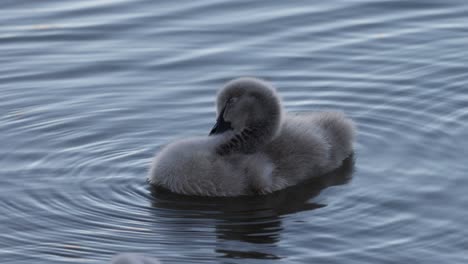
[1,0,467,263]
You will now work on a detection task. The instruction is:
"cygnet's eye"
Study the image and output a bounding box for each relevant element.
[227,97,238,105]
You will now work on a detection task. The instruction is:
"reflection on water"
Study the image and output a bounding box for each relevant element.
[150,156,354,260]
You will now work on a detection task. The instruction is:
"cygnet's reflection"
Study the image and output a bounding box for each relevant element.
[149,155,354,260]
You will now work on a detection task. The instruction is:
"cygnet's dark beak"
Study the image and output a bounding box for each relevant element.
[209,106,232,135]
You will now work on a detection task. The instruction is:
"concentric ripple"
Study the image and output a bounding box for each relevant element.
[1,0,468,264]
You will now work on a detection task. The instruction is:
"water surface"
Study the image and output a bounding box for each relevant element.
[1,0,467,263]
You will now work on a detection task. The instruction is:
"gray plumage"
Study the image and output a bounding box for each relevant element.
[149,77,356,196]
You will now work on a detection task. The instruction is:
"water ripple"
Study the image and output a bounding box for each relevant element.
[1,0,468,263]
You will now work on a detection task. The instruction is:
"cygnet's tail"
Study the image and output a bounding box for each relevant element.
[316,112,356,164]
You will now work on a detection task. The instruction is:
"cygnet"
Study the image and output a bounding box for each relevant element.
[149,77,355,196]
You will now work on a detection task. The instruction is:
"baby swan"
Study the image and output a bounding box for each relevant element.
[149,77,355,196]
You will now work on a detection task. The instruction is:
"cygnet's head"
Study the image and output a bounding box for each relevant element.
[209,77,283,154]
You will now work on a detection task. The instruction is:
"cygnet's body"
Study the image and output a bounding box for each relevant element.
[149,78,355,196]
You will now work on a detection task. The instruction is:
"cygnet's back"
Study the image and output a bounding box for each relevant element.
[262,112,355,192]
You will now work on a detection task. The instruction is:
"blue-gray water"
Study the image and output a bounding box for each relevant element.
[1,1,467,263]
